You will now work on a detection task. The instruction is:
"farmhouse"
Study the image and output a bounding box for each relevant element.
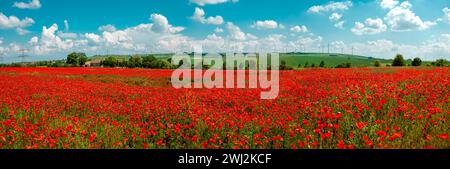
[84,60,102,67]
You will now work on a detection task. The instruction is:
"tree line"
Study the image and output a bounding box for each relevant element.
[1,52,447,69]
[388,54,447,67]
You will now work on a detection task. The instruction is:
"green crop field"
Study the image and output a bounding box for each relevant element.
[279,53,392,68]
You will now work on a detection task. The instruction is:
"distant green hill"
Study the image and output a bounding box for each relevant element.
[88,52,409,68]
[89,53,174,61]
[279,53,392,68]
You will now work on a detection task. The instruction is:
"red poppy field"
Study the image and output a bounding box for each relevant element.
[0,67,448,149]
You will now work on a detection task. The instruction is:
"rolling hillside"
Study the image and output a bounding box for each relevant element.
[88,52,399,68]
[279,53,392,68]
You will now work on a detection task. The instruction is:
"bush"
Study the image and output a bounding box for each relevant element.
[279,60,293,70]
[434,59,447,67]
[335,62,352,68]
[392,54,405,66]
[374,61,381,67]
[411,57,422,66]
[319,61,325,68]
[304,62,309,68]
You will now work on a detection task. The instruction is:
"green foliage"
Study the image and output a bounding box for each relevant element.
[335,62,352,68]
[280,53,390,68]
[304,61,309,68]
[319,61,325,68]
[128,55,143,68]
[411,57,422,66]
[374,60,381,67]
[434,59,447,67]
[392,54,405,67]
[102,56,119,67]
[66,52,87,67]
[279,60,293,70]
[156,59,172,69]
[142,55,157,68]
[79,54,88,66]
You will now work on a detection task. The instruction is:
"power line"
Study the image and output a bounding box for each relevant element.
[351,46,354,55]
[17,48,30,63]
[0,52,4,64]
[327,43,330,54]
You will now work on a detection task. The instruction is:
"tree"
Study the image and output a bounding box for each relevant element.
[66,52,79,66]
[102,56,119,67]
[128,55,143,68]
[392,54,405,66]
[434,59,447,67]
[335,62,351,68]
[319,61,325,68]
[411,57,422,66]
[66,52,87,67]
[280,60,287,70]
[79,54,88,66]
[278,60,293,70]
[374,60,381,67]
[304,62,309,68]
[158,59,172,69]
[142,55,157,68]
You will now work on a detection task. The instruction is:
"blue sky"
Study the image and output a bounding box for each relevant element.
[0,0,449,62]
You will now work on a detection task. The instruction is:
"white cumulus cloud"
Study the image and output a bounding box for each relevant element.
[0,13,34,35]
[98,24,117,32]
[351,18,387,35]
[227,22,257,40]
[307,1,352,13]
[290,25,308,33]
[251,20,278,29]
[437,7,450,24]
[190,0,238,6]
[13,0,41,9]
[334,21,345,29]
[384,1,436,31]
[329,13,342,22]
[214,27,224,33]
[84,33,101,43]
[150,13,185,34]
[380,0,399,9]
[191,7,224,25]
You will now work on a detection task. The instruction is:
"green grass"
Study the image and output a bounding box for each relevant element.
[87,52,436,68]
[280,53,392,68]
[90,53,175,61]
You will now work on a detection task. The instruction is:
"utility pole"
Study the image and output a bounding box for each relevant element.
[0,52,4,65]
[18,48,29,63]
[351,46,354,55]
[327,43,330,54]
